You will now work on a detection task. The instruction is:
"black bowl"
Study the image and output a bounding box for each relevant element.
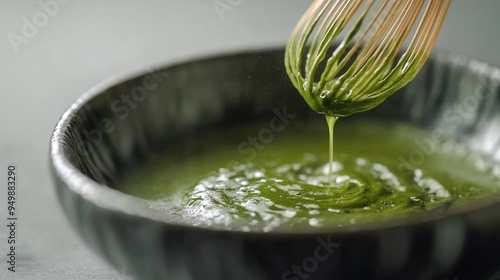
[50,48,500,280]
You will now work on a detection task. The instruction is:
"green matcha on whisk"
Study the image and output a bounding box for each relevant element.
[285,0,451,183]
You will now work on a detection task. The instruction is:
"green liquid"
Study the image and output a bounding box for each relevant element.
[326,115,338,183]
[120,120,500,232]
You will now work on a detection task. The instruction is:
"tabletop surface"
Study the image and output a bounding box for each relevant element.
[1,0,500,279]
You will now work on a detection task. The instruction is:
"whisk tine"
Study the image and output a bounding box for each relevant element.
[350,0,425,96]
[285,0,451,117]
[319,0,376,83]
[289,1,329,83]
[377,0,451,97]
[356,3,408,73]
[347,3,385,69]
[306,0,362,90]
[415,3,441,57]
[400,0,451,76]
[421,1,451,59]
[355,1,404,70]
[306,0,343,76]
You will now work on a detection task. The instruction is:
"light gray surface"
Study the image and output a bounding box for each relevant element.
[0,0,499,279]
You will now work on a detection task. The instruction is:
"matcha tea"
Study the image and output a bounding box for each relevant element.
[119,120,500,232]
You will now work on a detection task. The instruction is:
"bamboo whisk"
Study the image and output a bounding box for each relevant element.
[285,0,451,117]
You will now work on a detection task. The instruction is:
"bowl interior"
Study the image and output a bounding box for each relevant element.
[53,48,500,230]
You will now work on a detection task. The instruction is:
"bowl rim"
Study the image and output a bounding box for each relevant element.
[50,46,500,236]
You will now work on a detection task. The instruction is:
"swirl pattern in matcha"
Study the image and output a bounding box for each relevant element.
[120,120,500,232]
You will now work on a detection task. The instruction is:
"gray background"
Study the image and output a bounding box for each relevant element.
[0,0,499,279]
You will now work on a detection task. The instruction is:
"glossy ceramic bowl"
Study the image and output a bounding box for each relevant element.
[50,48,500,280]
